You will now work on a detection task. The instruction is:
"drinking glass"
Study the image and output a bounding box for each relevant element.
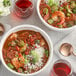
[13,0,34,18]
[50,60,72,76]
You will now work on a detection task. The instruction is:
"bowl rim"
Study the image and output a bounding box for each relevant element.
[37,0,76,31]
[0,24,53,76]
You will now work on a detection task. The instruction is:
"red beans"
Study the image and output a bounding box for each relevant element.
[25,51,29,55]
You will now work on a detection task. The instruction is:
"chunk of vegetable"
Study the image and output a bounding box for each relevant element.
[43,8,48,15]
[70,1,76,9]
[45,50,49,57]
[67,13,71,17]
[48,0,54,6]
[74,21,76,25]
[66,5,72,13]
[20,44,27,52]
[67,24,72,27]
[18,40,25,47]
[59,7,64,11]
[7,63,14,69]
[57,25,63,28]
[48,19,54,24]
[51,4,58,13]
[72,8,76,14]
[24,58,29,64]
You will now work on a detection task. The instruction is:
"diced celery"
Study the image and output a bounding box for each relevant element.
[60,7,64,11]
[66,5,72,13]
[73,8,76,14]
[24,59,29,64]
[67,24,72,27]
[18,40,25,47]
[7,63,14,69]
[23,54,26,58]
[57,25,63,28]
[48,0,54,6]
[70,1,76,8]
[48,19,54,24]
[67,13,71,17]
[51,4,58,11]
[43,8,48,15]
[45,50,49,57]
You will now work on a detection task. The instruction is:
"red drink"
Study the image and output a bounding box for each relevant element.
[50,60,72,76]
[14,0,33,18]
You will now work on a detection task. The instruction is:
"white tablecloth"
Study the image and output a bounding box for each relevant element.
[0,0,76,76]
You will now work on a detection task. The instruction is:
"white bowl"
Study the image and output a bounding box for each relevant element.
[0,24,53,76]
[37,0,76,32]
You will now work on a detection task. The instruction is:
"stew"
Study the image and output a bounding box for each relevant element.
[3,30,49,74]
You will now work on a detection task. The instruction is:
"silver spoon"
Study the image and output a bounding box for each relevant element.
[59,43,76,56]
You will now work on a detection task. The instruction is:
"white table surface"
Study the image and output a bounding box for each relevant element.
[0,0,75,76]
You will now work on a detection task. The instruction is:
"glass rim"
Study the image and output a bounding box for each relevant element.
[52,59,72,76]
[14,0,34,11]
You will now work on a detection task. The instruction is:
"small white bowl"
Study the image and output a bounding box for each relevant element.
[0,24,53,76]
[37,0,76,32]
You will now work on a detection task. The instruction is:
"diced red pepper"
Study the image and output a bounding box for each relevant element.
[18,53,22,57]
[16,46,20,51]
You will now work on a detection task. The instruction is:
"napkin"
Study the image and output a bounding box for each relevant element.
[54,29,76,73]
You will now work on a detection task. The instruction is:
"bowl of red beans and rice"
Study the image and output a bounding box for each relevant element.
[0,25,53,76]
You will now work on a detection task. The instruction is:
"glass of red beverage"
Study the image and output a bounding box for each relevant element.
[50,60,72,76]
[13,0,34,18]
